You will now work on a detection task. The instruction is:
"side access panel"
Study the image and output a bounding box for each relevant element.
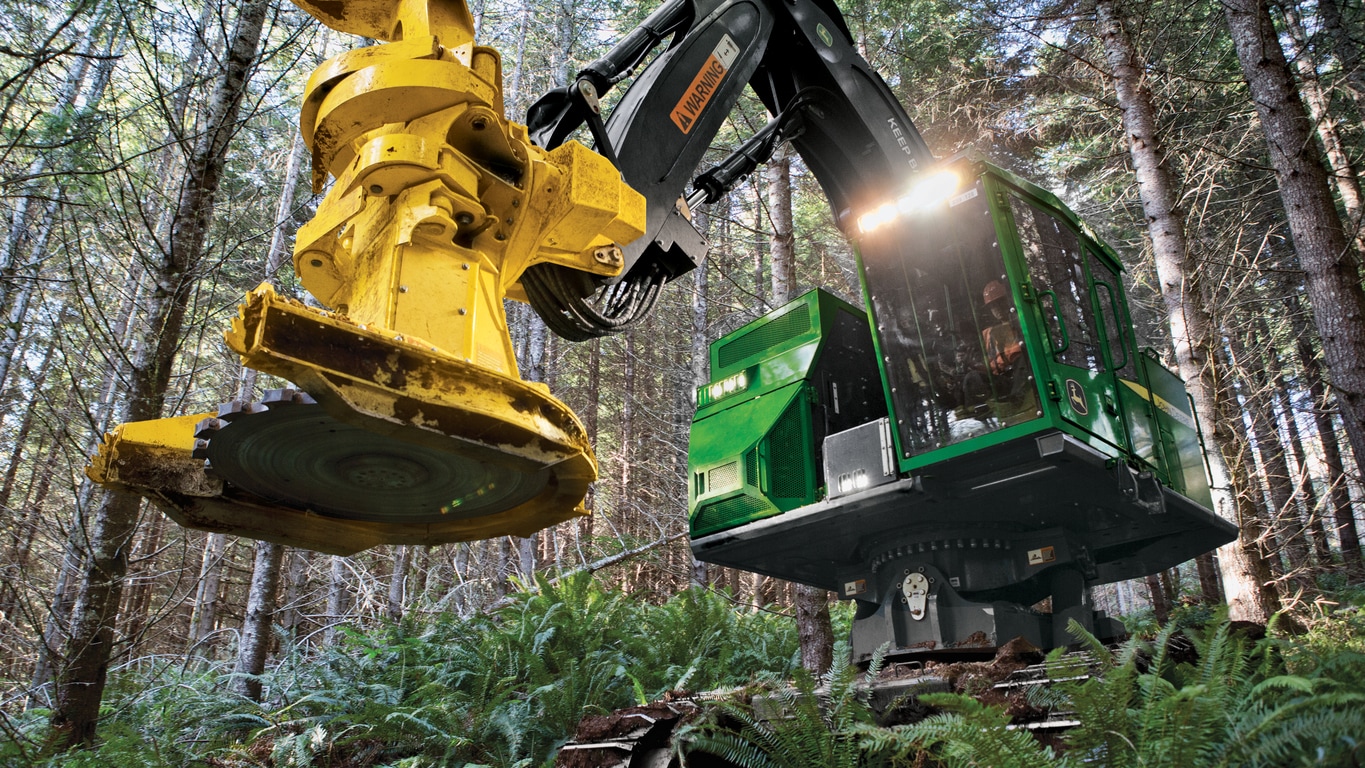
[688,289,884,537]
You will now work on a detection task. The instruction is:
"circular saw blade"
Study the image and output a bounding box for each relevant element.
[196,389,549,524]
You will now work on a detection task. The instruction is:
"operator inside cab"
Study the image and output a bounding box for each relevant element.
[861,176,1043,452]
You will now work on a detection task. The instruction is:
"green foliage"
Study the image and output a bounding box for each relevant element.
[8,579,1362,768]
[682,645,923,768]
[0,574,797,768]
[897,691,1058,768]
[668,611,1364,768]
[896,618,1364,768]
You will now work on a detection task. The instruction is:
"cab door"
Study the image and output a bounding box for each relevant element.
[1006,194,1130,454]
[1086,248,1163,470]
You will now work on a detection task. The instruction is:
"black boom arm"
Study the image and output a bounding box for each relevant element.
[523,0,934,340]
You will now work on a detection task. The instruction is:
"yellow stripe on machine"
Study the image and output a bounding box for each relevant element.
[1120,379,1197,431]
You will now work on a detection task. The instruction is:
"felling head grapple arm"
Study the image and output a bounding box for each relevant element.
[521,0,936,340]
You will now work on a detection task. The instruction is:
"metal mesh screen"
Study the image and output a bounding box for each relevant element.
[693,495,771,535]
[767,399,807,498]
[707,461,740,493]
[718,305,811,369]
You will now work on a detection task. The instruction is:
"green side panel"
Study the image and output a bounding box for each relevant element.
[1042,367,1127,451]
[704,288,871,382]
[766,395,809,497]
[1136,355,1213,509]
[691,383,800,474]
[710,294,818,380]
[689,382,819,538]
[692,495,771,536]
[717,303,813,371]
[1117,376,1162,473]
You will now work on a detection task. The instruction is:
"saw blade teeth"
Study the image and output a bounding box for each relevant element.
[261,388,294,405]
[262,388,318,407]
[217,399,269,421]
[215,400,247,420]
[194,417,226,439]
[192,438,211,460]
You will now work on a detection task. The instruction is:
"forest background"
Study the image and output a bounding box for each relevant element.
[1,0,1364,762]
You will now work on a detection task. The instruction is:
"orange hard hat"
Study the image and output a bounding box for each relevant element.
[983,280,1008,304]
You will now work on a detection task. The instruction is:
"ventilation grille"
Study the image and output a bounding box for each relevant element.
[718,305,811,369]
[707,461,740,494]
[767,399,807,498]
[745,448,759,488]
[692,495,773,536]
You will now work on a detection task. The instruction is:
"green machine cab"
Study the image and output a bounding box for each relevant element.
[688,155,1235,659]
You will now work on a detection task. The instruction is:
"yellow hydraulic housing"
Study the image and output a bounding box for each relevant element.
[86,0,644,555]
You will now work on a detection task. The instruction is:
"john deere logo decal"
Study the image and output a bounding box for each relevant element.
[1065,379,1088,415]
[670,34,740,134]
[816,23,833,47]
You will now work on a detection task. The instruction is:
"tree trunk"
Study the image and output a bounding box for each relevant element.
[120,513,166,656]
[494,538,512,599]
[1277,1,1365,262]
[451,543,470,615]
[0,436,58,646]
[189,534,229,651]
[0,200,58,408]
[227,125,312,685]
[515,314,548,579]
[0,334,57,511]
[276,549,311,638]
[1195,552,1223,604]
[767,144,795,304]
[620,331,637,502]
[49,491,146,748]
[503,0,531,109]
[27,479,99,710]
[47,0,270,740]
[387,545,410,622]
[0,27,118,427]
[1289,297,1364,572]
[1228,328,1311,580]
[689,212,711,587]
[1261,316,1331,565]
[1094,0,1266,619]
[1225,0,1365,513]
[1316,0,1365,121]
[1218,347,1285,621]
[752,184,767,311]
[324,556,351,644]
[232,541,283,701]
[580,336,600,542]
[797,586,833,673]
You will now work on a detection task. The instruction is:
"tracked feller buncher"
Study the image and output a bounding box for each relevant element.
[90,0,1236,658]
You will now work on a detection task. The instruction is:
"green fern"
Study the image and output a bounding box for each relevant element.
[899,692,1065,768]
[682,644,915,768]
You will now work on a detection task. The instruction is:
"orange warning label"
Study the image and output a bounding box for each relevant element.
[670,35,739,134]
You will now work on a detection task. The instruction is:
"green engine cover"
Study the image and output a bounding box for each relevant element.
[687,290,884,538]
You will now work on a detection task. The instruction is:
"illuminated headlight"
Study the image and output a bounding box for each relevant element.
[837,469,871,495]
[697,370,751,406]
[857,170,961,234]
[856,203,899,235]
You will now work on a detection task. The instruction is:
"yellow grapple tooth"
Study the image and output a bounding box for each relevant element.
[85,429,121,486]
